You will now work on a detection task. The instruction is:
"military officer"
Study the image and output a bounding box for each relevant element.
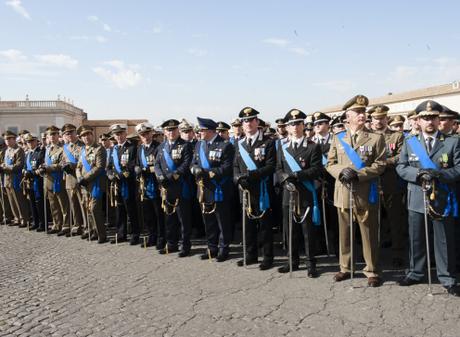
[234,107,276,270]
[76,125,107,244]
[330,114,346,133]
[216,122,231,141]
[190,117,235,261]
[326,95,386,287]
[439,106,459,135]
[154,119,194,256]
[304,115,315,139]
[61,123,84,236]
[311,111,339,256]
[230,118,244,145]
[396,100,460,296]
[23,133,46,231]
[389,115,405,133]
[407,110,420,136]
[0,131,30,228]
[369,105,407,267]
[39,126,69,234]
[276,109,323,277]
[0,137,14,225]
[134,122,165,248]
[179,119,196,143]
[107,124,140,245]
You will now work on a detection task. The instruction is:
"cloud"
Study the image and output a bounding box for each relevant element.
[152,24,163,34]
[262,38,290,47]
[0,49,27,62]
[103,23,112,32]
[262,37,311,56]
[187,48,208,57]
[34,54,78,69]
[0,49,78,77]
[313,80,356,92]
[87,15,117,34]
[387,57,460,89]
[70,35,108,43]
[93,60,142,89]
[87,15,99,22]
[5,0,30,19]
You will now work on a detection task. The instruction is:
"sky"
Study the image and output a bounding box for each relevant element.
[1,0,460,126]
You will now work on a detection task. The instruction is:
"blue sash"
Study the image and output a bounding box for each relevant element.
[199,141,228,202]
[45,148,62,193]
[406,136,458,217]
[63,144,78,164]
[5,155,21,192]
[281,144,321,225]
[336,131,378,204]
[322,154,328,166]
[26,152,40,199]
[163,142,191,199]
[238,139,270,211]
[81,147,104,199]
[229,136,235,145]
[111,145,128,200]
[141,146,156,199]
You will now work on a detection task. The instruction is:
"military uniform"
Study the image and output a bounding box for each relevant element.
[76,126,107,243]
[191,118,235,261]
[154,119,194,256]
[1,131,30,227]
[107,124,140,244]
[276,109,323,276]
[326,95,386,286]
[234,107,276,270]
[61,124,84,236]
[42,126,69,234]
[396,101,460,294]
[23,134,46,231]
[369,105,407,266]
[0,142,14,225]
[134,122,165,248]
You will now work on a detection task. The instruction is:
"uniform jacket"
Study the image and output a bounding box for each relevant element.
[191,135,235,203]
[61,141,83,189]
[233,131,276,211]
[76,143,107,196]
[396,132,460,214]
[326,128,386,209]
[135,141,160,199]
[377,128,404,195]
[43,144,64,192]
[2,145,25,189]
[276,137,323,208]
[154,137,193,200]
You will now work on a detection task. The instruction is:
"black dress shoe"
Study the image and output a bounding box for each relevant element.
[216,252,229,262]
[81,233,89,240]
[398,277,421,287]
[158,246,178,254]
[36,227,45,232]
[237,257,258,267]
[57,230,68,237]
[200,250,217,260]
[333,272,351,282]
[178,250,190,258]
[98,238,108,244]
[18,223,27,228]
[259,259,273,270]
[110,237,127,244]
[90,234,98,241]
[277,263,299,274]
[30,225,39,230]
[445,285,460,296]
[48,229,59,234]
[130,236,140,245]
[307,266,318,278]
[368,276,382,287]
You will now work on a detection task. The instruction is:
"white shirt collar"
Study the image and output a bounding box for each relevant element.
[208,134,218,145]
[246,130,259,144]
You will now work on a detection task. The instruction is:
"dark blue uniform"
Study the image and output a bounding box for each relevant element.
[191,135,235,258]
[154,137,193,254]
[24,146,45,230]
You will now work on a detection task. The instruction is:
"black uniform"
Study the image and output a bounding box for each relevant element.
[189,138,206,238]
[108,140,140,244]
[276,137,323,272]
[191,135,235,258]
[24,147,46,230]
[154,137,193,254]
[136,141,165,248]
[234,131,276,266]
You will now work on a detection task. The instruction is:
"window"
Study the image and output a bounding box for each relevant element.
[6,126,19,134]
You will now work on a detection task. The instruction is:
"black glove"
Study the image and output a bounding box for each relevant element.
[417,169,440,183]
[78,178,88,187]
[134,166,142,177]
[24,171,33,179]
[191,166,204,178]
[237,174,250,189]
[247,169,260,181]
[287,171,298,182]
[62,163,73,174]
[339,167,358,184]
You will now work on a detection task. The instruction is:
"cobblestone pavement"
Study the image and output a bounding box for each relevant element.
[0,225,459,337]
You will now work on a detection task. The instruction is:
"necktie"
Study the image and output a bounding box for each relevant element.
[426,136,433,153]
[320,138,325,145]
[248,138,253,147]
[294,142,298,150]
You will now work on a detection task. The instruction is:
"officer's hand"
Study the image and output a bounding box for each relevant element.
[134,166,142,177]
[191,166,203,177]
[247,169,260,181]
[339,167,358,184]
[287,171,298,181]
[122,171,130,178]
[79,178,88,187]
[38,167,46,175]
[425,169,441,179]
[62,163,72,174]
[158,175,169,187]
[24,171,33,179]
[237,175,250,189]
[149,166,155,173]
[419,173,433,183]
